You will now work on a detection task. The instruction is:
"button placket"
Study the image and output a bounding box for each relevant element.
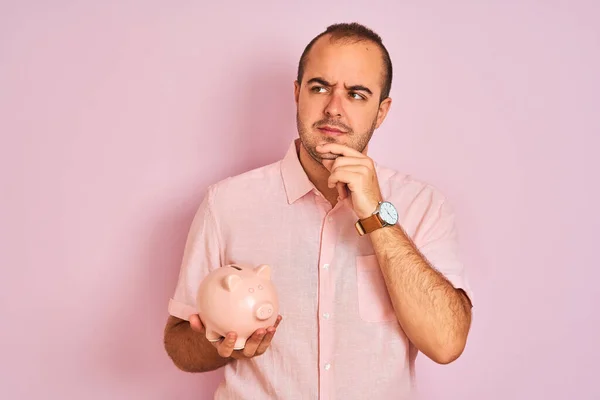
[317,209,337,400]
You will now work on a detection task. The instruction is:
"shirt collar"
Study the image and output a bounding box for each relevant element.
[280,138,317,204]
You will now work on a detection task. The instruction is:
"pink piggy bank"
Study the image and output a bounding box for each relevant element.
[196,263,279,350]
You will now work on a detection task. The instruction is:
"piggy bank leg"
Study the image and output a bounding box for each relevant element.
[233,337,248,350]
[205,329,222,343]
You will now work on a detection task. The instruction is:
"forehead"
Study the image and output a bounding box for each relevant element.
[303,35,385,91]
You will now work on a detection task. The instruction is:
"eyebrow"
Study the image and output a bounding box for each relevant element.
[307,77,373,96]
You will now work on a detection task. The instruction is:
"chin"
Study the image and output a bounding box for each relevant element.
[316,137,345,149]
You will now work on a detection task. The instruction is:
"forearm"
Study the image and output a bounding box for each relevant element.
[369,225,472,364]
[163,316,232,372]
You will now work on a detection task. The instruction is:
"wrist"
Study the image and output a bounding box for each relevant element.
[355,200,399,236]
[356,200,381,219]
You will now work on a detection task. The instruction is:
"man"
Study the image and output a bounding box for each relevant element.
[164,22,474,399]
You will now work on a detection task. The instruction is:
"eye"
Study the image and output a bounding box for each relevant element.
[349,92,365,100]
[311,86,327,93]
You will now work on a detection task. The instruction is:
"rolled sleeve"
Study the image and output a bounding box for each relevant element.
[168,185,222,321]
[416,196,474,305]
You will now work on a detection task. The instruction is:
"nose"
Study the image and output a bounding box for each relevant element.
[255,303,274,321]
[324,92,343,118]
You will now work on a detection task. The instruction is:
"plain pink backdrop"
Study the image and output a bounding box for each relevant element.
[1,1,599,399]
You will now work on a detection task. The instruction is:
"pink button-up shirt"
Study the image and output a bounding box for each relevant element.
[168,139,474,399]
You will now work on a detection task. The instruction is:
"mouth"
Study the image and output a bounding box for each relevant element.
[317,125,348,136]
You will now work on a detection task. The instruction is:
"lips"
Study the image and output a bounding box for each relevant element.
[318,125,347,135]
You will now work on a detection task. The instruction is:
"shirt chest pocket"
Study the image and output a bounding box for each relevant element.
[356,255,397,323]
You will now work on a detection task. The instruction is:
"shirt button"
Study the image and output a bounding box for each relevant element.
[323,313,330,320]
[322,264,330,270]
[324,363,331,370]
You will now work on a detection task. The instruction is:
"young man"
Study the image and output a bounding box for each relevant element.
[164,22,474,399]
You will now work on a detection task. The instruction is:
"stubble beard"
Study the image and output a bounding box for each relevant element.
[296,111,377,165]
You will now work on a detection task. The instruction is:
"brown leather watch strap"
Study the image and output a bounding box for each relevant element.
[355,214,384,236]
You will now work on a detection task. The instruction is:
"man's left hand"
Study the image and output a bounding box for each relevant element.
[316,143,383,219]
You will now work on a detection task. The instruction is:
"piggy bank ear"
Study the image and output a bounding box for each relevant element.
[254,264,271,280]
[222,274,242,292]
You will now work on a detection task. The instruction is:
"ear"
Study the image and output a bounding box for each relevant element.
[294,80,300,104]
[222,274,242,292]
[375,97,392,129]
[254,264,271,280]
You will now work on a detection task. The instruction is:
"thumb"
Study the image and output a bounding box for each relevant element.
[321,160,347,199]
[336,183,348,199]
[189,314,205,333]
[321,159,334,172]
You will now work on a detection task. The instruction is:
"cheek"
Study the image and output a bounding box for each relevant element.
[298,98,319,121]
[358,106,380,125]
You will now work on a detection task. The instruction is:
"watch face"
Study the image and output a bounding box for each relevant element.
[379,201,398,225]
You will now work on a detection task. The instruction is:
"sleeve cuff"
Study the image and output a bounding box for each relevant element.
[168,298,197,321]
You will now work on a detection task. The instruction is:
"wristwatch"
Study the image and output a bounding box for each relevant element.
[355,201,399,236]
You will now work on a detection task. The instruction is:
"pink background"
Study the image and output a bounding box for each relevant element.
[1,1,599,399]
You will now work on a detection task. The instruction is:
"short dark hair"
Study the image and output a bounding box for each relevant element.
[296,22,393,102]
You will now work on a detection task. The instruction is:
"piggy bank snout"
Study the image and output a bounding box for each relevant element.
[255,302,275,321]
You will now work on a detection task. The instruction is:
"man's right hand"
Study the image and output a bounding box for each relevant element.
[189,314,282,359]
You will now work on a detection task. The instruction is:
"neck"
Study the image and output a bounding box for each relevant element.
[298,142,339,206]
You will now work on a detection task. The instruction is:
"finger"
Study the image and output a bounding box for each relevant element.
[255,326,277,355]
[242,329,266,358]
[322,156,371,174]
[319,160,348,199]
[330,156,371,170]
[255,316,282,355]
[189,314,205,333]
[331,164,370,176]
[321,159,335,172]
[336,182,347,200]
[215,332,237,358]
[328,169,365,189]
[316,143,365,158]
